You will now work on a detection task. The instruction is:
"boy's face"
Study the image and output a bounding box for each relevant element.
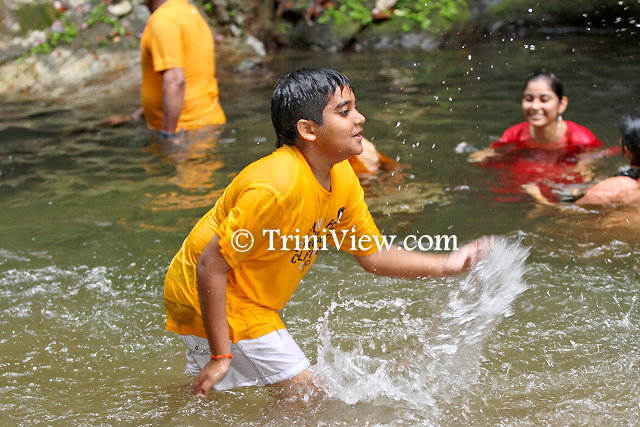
[311,86,366,163]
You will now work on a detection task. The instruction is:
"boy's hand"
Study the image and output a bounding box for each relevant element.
[192,358,232,397]
[442,236,494,275]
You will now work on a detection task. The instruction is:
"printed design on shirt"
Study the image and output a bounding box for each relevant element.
[290,207,346,272]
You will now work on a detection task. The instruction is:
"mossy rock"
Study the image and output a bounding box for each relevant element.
[14,2,58,35]
[290,19,362,51]
[356,19,443,50]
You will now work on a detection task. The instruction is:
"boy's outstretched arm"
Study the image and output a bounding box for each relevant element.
[193,234,232,397]
[355,237,492,278]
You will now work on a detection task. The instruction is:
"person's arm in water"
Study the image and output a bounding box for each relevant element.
[349,137,381,174]
[521,183,556,206]
[523,177,640,208]
[521,183,587,208]
[349,137,406,181]
[356,237,492,278]
[467,147,498,163]
[162,67,186,136]
[131,107,144,121]
[573,146,623,182]
[193,234,232,397]
[100,107,144,127]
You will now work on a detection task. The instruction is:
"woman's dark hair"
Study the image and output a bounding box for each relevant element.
[619,108,640,166]
[271,68,353,147]
[524,70,564,99]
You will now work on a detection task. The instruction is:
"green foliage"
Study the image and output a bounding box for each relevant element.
[87,2,127,36]
[278,22,289,35]
[18,15,78,61]
[319,0,468,31]
[318,0,374,27]
[18,0,131,61]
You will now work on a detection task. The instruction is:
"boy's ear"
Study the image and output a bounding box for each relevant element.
[296,119,317,143]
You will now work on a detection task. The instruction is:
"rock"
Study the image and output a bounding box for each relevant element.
[245,34,266,57]
[50,19,65,33]
[107,1,132,18]
[0,47,140,102]
[374,0,397,12]
[67,0,88,8]
[290,20,361,51]
[356,20,442,51]
[132,4,151,27]
[12,1,57,34]
[0,28,48,63]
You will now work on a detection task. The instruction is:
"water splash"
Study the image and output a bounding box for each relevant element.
[313,237,530,414]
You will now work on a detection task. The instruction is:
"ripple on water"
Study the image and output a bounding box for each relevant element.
[0,258,175,424]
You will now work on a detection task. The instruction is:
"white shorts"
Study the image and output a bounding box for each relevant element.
[180,329,311,391]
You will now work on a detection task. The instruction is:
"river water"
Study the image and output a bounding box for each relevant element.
[1,33,639,425]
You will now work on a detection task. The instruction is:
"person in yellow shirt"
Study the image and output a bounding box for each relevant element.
[138,0,226,139]
[164,68,492,396]
[349,136,400,176]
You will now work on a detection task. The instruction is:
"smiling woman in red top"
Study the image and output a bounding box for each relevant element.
[469,70,605,202]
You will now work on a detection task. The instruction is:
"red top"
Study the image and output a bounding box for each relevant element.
[491,121,603,153]
[480,121,604,202]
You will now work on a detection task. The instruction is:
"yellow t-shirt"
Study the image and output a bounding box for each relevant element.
[164,145,381,342]
[140,0,226,131]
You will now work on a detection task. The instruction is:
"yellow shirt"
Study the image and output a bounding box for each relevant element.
[164,145,381,342]
[140,0,226,131]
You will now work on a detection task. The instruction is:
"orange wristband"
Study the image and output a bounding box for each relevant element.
[210,353,233,360]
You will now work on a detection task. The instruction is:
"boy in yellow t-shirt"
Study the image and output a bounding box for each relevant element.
[163,68,491,396]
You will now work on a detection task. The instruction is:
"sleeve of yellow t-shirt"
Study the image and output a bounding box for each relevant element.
[216,187,287,268]
[147,15,184,71]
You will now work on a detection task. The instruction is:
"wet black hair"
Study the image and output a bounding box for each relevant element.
[271,68,353,147]
[524,70,564,99]
[619,108,640,166]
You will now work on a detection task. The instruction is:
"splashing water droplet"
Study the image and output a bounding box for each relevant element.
[313,238,530,416]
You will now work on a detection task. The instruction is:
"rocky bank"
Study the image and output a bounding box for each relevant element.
[1,0,638,101]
